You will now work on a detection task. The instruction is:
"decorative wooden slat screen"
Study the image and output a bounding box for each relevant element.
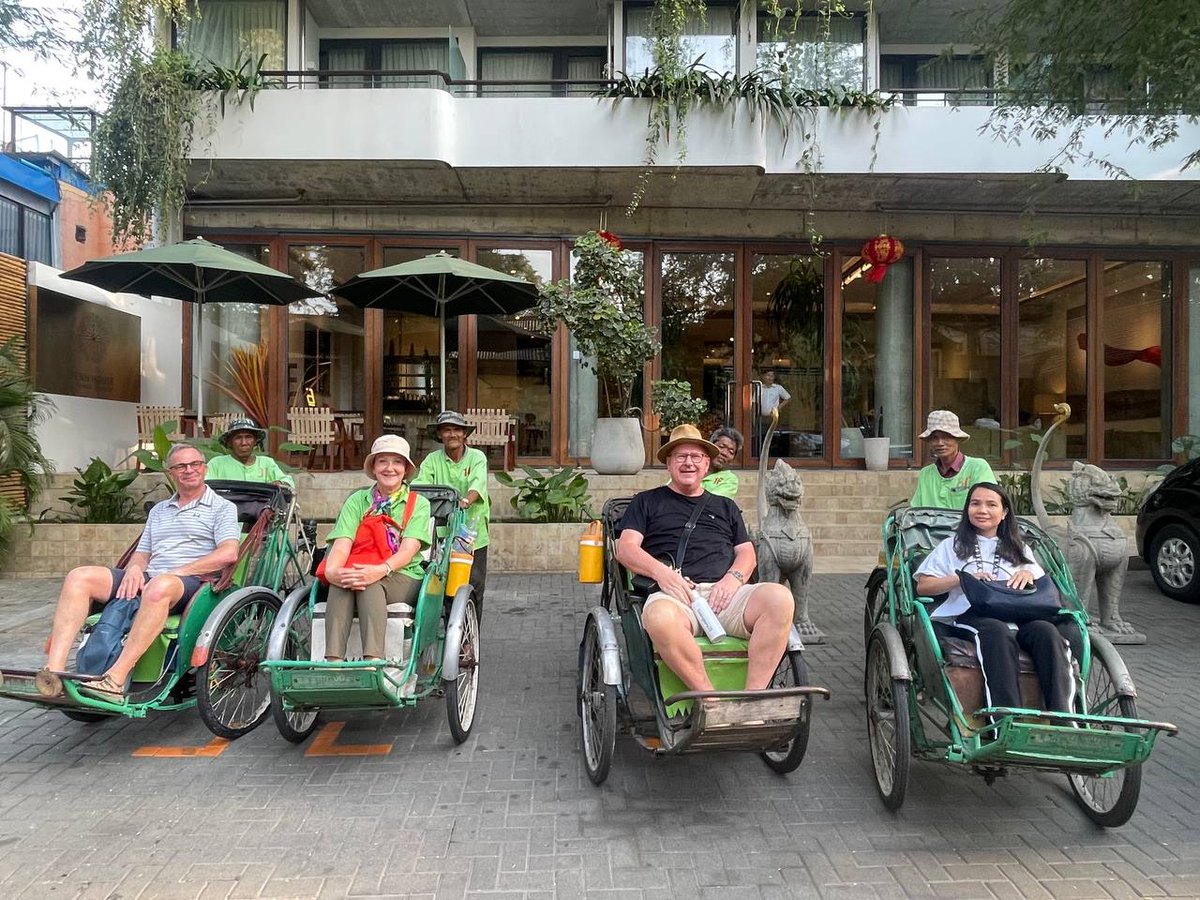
[0,252,28,507]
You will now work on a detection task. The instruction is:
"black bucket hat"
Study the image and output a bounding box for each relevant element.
[219,417,267,448]
[426,410,477,442]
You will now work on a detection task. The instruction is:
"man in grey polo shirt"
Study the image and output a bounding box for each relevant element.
[45,444,241,703]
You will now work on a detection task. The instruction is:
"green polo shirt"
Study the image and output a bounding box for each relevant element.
[910,456,997,509]
[701,470,739,499]
[412,446,490,550]
[206,453,295,489]
[327,486,432,581]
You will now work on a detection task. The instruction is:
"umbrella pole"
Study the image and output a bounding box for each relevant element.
[195,289,205,423]
[439,302,446,412]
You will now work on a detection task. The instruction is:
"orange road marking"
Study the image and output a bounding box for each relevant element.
[304,721,392,757]
[132,737,230,758]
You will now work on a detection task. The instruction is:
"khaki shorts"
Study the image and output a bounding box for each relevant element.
[643,581,758,639]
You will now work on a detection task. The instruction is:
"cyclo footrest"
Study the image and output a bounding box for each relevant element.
[657,686,829,755]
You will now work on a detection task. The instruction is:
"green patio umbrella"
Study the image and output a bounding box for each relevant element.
[332,252,540,409]
[60,237,319,417]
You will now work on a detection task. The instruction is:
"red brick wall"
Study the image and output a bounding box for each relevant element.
[56,183,123,268]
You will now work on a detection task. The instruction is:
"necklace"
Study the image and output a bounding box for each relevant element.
[971,539,1002,579]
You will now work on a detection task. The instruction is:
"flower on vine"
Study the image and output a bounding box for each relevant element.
[597,230,624,250]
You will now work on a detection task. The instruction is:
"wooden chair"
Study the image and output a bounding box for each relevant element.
[287,407,340,471]
[135,404,184,470]
[334,412,365,470]
[205,413,237,440]
[465,408,517,470]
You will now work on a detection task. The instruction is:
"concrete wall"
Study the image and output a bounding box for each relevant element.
[29,263,183,474]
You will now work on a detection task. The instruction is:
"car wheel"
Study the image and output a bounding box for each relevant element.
[1149,524,1200,603]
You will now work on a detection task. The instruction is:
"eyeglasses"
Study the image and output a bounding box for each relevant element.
[671,453,708,463]
[168,460,206,472]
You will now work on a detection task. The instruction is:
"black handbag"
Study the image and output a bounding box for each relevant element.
[958,571,1064,624]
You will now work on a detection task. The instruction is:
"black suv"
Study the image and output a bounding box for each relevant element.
[1137,457,1200,603]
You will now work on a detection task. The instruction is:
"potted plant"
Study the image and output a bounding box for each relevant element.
[861,407,890,471]
[648,379,708,440]
[537,230,660,474]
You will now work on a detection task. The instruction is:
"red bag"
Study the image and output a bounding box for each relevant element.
[317,491,417,584]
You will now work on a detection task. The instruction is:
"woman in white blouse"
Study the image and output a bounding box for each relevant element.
[915,482,1081,715]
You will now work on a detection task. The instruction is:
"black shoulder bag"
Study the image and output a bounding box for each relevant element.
[630,493,713,595]
[957,571,1064,624]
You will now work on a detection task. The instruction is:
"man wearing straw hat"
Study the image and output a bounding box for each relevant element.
[616,424,794,693]
[413,411,492,619]
[206,418,295,489]
[911,409,997,509]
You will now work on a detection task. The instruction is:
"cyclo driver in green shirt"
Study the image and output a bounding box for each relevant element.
[412,411,492,621]
[910,410,997,510]
[206,418,295,489]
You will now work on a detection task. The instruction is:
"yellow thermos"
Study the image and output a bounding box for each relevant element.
[578,520,604,583]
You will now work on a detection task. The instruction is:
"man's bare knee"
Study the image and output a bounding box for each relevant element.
[61,566,113,599]
[140,577,183,610]
[748,583,793,624]
[643,601,689,640]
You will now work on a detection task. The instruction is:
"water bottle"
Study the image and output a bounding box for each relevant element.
[691,589,727,643]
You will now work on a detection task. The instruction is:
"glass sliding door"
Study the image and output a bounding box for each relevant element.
[1102,261,1171,460]
[840,253,914,461]
[199,243,271,418]
[474,248,556,459]
[750,253,824,459]
[625,3,737,76]
[659,250,735,456]
[180,0,286,70]
[1017,258,1087,462]
[378,246,461,453]
[928,256,1002,461]
[286,245,366,413]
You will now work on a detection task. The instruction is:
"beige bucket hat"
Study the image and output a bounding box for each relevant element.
[919,410,970,440]
[363,434,417,477]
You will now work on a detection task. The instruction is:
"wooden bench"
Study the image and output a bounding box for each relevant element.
[204,412,237,441]
[465,408,517,470]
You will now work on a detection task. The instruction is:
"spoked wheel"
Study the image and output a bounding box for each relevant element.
[270,597,320,744]
[760,649,812,775]
[579,617,617,784]
[197,591,280,740]
[865,629,911,810]
[445,592,480,743]
[1068,642,1142,827]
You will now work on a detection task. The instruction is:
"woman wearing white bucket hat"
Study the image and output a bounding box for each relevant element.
[321,435,432,661]
[910,410,997,509]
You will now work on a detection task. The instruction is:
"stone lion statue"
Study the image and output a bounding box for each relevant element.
[754,412,820,641]
[1032,406,1144,643]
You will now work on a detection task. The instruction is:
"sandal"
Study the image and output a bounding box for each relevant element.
[77,674,126,704]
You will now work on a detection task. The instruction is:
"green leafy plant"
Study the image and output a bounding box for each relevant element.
[61,458,143,523]
[536,231,660,418]
[185,52,280,115]
[494,465,596,523]
[649,379,708,432]
[0,338,53,556]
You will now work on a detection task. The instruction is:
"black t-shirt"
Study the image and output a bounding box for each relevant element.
[619,486,751,583]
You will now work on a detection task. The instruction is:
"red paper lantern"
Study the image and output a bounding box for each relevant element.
[861,235,905,283]
[597,230,624,250]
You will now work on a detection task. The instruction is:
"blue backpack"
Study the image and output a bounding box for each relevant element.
[76,598,141,676]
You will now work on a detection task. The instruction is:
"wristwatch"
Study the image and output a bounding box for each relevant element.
[727,569,744,583]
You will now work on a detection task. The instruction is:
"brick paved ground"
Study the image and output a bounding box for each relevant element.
[0,570,1196,900]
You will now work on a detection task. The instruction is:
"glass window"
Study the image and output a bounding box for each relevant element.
[841,254,914,460]
[378,247,461,453]
[1103,261,1171,459]
[757,11,865,89]
[475,249,555,459]
[751,253,824,458]
[201,244,271,418]
[23,209,51,263]
[286,245,366,414]
[480,51,554,96]
[660,251,735,455]
[0,197,19,257]
[180,0,285,70]
[321,40,449,89]
[929,257,1002,460]
[625,3,737,76]
[880,55,992,106]
[1016,258,1087,461]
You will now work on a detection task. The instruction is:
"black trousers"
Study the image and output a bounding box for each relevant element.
[469,545,488,622]
[937,613,1084,712]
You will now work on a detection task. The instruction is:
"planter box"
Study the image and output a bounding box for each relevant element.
[488,522,587,573]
